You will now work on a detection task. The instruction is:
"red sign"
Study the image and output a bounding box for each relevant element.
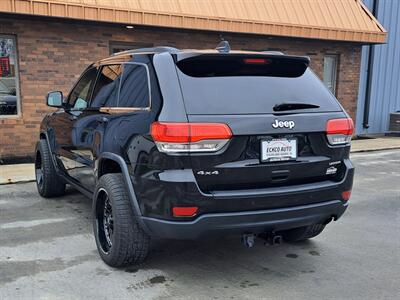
[0,57,10,77]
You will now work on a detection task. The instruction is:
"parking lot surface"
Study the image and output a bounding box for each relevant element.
[1,150,399,300]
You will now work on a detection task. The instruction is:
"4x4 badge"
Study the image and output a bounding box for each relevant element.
[272,119,295,129]
[197,170,219,176]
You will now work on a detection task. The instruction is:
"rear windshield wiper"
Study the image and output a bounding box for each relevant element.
[273,102,320,112]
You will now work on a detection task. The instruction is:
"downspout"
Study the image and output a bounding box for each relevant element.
[363,0,379,129]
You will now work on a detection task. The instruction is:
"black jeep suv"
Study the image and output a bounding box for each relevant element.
[35,44,354,267]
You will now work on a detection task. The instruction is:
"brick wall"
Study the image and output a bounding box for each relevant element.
[0,16,361,160]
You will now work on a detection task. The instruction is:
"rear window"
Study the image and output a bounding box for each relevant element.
[175,55,341,115]
[177,55,308,78]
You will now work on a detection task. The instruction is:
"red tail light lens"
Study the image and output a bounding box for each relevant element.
[172,206,198,217]
[151,122,190,143]
[326,118,354,145]
[341,190,352,201]
[151,122,232,153]
[326,118,354,135]
[151,122,231,142]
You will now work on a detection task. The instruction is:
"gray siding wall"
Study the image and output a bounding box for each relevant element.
[356,0,400,135]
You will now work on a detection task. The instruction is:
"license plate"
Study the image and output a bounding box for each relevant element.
[261,138,297,162]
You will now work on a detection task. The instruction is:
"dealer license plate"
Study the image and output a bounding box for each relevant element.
[261,138,297,162]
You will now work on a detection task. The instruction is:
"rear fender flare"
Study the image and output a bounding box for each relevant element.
[95,152,150,233]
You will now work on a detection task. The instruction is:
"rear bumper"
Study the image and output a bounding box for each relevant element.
[141,200,347,239]
[131,159,353,239]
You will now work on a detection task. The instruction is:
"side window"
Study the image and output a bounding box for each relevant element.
[67,67,98,109]
[323,55,339,95]
[90,64,122,108]
[90,63,150,109]
[119,63,150,108]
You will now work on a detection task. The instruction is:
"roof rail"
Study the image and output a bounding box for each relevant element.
[262,51,284,55]
[111,46,179,56]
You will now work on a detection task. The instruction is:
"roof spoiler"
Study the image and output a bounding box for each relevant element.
[176,53,310,78]
[177,52,310,66]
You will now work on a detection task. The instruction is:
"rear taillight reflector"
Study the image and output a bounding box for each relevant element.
[326,118,354,145]
[341,190,352,201]
[151,122,232,153]
[172,206,198,217]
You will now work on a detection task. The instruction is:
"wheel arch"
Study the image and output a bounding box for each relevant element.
[97,157,122,178]
[37,131,59,172]
[95,153,150,234]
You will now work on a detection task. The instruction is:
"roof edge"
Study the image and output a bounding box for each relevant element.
[0,0,387,44]
[358,0,387,33]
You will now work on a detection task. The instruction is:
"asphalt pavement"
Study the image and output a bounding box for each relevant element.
[0,150,399,300]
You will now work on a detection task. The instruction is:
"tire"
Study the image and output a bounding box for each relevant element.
[93,173,150,267]
[281,224,326,242]
[35,139,66,197]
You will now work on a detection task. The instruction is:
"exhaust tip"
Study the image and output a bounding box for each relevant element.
[242,233,256,248]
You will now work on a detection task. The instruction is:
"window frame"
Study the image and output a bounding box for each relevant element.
[323,55,339,96]
[66,66,98,110]
[90,62,152,114]
[0,34,21,119]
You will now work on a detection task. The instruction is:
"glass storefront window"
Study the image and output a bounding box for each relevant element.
[0,35,19,116]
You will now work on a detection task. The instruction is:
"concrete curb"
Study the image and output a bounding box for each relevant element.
[350,146,400,153]
[350,137,400,154]
[0,163,35,185]
[0,179,36,185]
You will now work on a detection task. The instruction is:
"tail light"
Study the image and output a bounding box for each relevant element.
[341,190,352,201]
[326,118,354,145]
[172,206,198,217]
[151,122,232,153]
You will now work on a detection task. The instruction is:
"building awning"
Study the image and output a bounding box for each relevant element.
[0,0,387,44]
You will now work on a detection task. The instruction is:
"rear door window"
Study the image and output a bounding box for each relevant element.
[90,64,122,108]
[90,63,150,109]
[175,55,341,115]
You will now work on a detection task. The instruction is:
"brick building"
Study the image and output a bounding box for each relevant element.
[0,0,386,161]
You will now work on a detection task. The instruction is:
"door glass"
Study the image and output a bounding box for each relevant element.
[91,63,150,108]
[68,67,98,109]
[90,64,122,108]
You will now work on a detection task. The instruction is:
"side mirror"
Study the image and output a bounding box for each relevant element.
[46,91,63,107]
[9,88,16,96]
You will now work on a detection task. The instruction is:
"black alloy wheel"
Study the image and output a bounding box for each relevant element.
[35,151,44,190]
[96,188,114,254]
